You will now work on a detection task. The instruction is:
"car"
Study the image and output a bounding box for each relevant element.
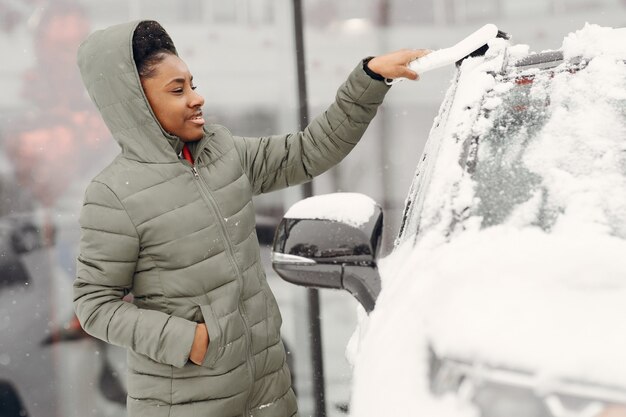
[271,24,626,417]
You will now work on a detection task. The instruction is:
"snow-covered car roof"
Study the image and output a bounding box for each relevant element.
[350,24,626,417]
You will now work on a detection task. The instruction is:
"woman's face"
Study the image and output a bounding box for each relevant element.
[141,54,205,142]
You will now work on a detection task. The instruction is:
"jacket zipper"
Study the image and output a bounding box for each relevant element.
[190,165,256,416]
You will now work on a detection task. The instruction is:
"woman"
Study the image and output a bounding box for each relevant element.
[73,20,427,417]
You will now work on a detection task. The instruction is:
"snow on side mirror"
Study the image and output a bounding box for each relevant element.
[271,193,383,312]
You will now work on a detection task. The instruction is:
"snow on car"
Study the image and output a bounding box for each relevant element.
[273,24,626,417]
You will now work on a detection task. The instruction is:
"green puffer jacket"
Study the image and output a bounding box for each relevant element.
[73,20,389,417]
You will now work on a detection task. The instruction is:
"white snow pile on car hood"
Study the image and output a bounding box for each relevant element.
[350,25,626,417]
[284,192,377,227]
[412,226,626,380]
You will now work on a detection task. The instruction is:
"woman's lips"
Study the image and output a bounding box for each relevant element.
[189,115,205,126]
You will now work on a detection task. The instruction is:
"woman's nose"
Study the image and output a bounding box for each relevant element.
[190,89,205,107]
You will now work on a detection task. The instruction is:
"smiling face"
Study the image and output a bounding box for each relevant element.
[140,54,206,142]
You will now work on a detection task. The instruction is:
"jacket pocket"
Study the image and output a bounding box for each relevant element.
[199,304,224,368]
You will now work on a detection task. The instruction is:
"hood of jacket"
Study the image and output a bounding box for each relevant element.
[77,20,195,163]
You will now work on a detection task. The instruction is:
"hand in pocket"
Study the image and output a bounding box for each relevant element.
[189,323,210,365]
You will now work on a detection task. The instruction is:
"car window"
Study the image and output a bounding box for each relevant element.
[395,152,427,245]
[469,74,553,230]
[399,52,626,248]
[395,76,461,246]
[467,60,626,237]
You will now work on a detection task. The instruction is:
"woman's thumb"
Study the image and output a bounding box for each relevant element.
[399,67,419,81]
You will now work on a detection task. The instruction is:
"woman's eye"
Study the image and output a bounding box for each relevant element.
[191,85,197,90]
[172,88,183,93]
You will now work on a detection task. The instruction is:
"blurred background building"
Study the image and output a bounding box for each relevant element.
[0,1,624,416]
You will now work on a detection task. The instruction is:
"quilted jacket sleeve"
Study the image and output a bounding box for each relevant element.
[73,181,197,368]
[233,62,390,195]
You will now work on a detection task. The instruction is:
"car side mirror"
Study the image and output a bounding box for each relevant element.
[271,193,382,312]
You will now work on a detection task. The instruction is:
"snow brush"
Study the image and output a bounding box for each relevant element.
[386,23,510,85]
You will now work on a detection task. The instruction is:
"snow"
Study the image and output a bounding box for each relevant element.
[414,57,493,242]
[349,25,626,416]
[352,224,626,416]
[408,24,499,75]
[420,227,626,382]
[350,240,479,417]
[284,192,377,227]
[524,56,626,237]
[562,24,626,60]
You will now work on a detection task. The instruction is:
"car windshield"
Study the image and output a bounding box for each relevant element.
[467,63,626,237]
[469,73,556,231]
